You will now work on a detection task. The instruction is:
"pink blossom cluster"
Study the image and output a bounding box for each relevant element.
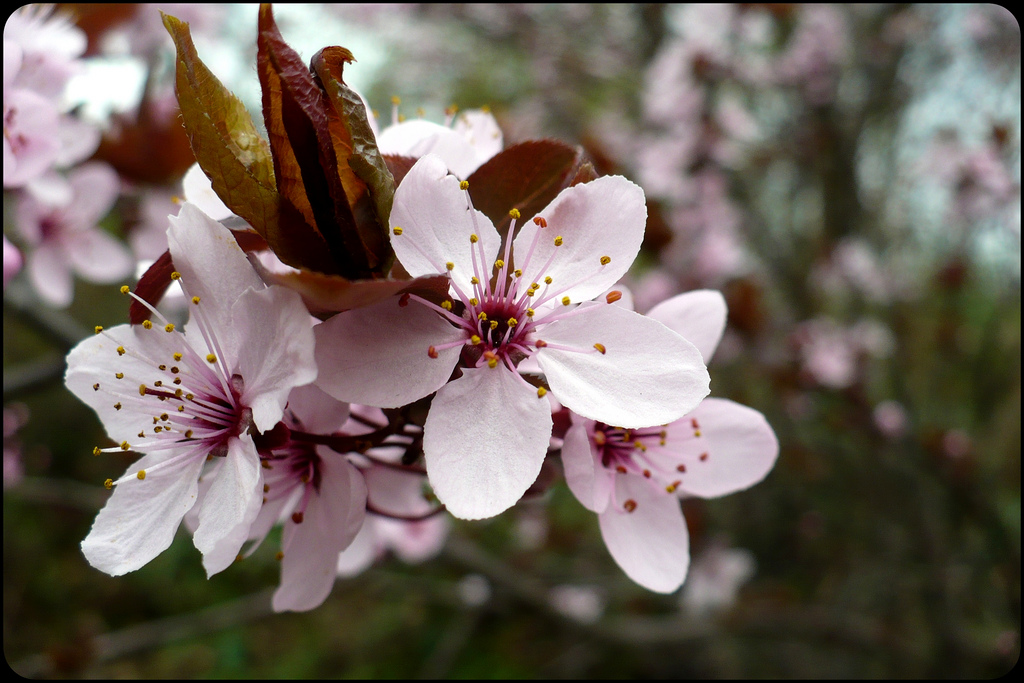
[64,140,779,608]
[4,5,132,306]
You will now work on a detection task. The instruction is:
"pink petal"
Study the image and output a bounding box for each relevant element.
[81,448,206,575]
[561,417,611,514]
[514,175,646,305]
[314,295,464,408]
[272,456,367,612]
[598,475,690,593]
[646,290,728,363]
[193,432,264,576]
[423,366,552,520]
[389,154,501,294]
[230,286,318,432]
[65,162,120,229]
[284,383,349,434]
[67,228,134,284]
[670,398,779,499]
[536,303,709,428]
[27,245,73,307]
[335,521,379,577]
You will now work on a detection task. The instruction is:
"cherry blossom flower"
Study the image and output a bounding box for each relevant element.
[315,154,710,520]
[561,290,778,593]
[3,42,60,189]
[12,162,133,307]
[65,203,318,577]
[680,543,756,614]
[3,235,21,288]
[242,384,367,612]
[376,107,503,178]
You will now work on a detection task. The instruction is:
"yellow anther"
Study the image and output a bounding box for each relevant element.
[470,276,480,285]
[537,387,547,398]
[478,311,488,321]
[115,372,124,379]
[206,354,217,363]
[493,260,503,270]
[170,271,181,280]
[469,297,479,306]
[92,446,102,456]
[393,226,403,235]
[593,343,606,354]
[446,261,455,271]
[142,320,153,329]
[526,308,535,317]
[92,383,100,391]
[441,300,453,310]
[94,325,103,334]
[489,320,498,330]
[154,426,162,433]
[114,402,122,411]
[185,393,194,400]
[459,180,470,190]
[594,431,607,446]
[487,358,498,368]
[171,366,179,374]
[507,317,518,327]
[185,430,194,438]
[103,478,113,490]
[530,282,540,290]
[561,296,571,306]
[514,269,522,277]
[174,388,183,398]
[391,95,401,105]
[600,255,611,265]
[138,431,145,438]
[158,364,166,370]
[554,236,563,246]
[139,384,147,396]
[275,551,284,561]
[509,208,521,219]
[544,276,552,285]
[470,335,481,345]
[666,482,679,493]
[191,296,200,305]
[428,346,439,359]
[164,323,175,332]
[160,413,169,421]
[480,104,491,113]
[173,378,181,385]
[173,352,183,361]
[694,430,702,438]
[120,441,131,451]
[137,469,146,480]
[470,234,479,243]
[120,285,130,294]
[397,114,406,122]
[416,107,425,117]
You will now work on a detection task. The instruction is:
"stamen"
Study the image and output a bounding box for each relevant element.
[537,387,547,398]
[94,326,103,334]
[142,320,153,329]
[460,180,469,191]
[554,236,563,246]
[120,285,130,295]
[593,343,606,354]
[606,290,622,304]
[599,255,611,265]
[623,499,637,513]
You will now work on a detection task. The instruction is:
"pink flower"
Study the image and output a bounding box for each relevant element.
[65,203,318,577]
[244,384,367,612]
[315,155,710,520]
[376,108,503,178]
[3,235,22,288]
[12,162,133,307]
[561,290,778,593]
[3,41,60,188]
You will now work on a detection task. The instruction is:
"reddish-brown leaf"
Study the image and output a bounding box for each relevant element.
[466,139,580,238]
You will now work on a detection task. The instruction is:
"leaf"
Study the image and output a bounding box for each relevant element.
[257,4,371,278]
[466,139,581,238]
[162,11,338,274]
[312,46,396,276]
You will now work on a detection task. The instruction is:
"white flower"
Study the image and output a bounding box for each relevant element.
[65,204,317,576]
[315,154,710,520]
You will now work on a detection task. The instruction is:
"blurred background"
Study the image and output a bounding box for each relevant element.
[4,3,1019,677]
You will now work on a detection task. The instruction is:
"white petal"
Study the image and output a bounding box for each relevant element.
[231,286,318,432]
[272,456,367,612]
[375,515,450,564]
[561,418,611,513]
[536,303,710,428]
[167,202,264,326]
[182,163,233,221]
[423,366,552,520]
[335,519,379,577]
[389,154,501,294]
[194,433,264,576]
[65,162,120,228]
[671,398,779,498]
[514,176,646,305]
[365,466,434,517]
[314,295,463,408]
[81,448,205,575]
[598,475,689,593]
[453,109,503,169]
[646,290,728,363]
